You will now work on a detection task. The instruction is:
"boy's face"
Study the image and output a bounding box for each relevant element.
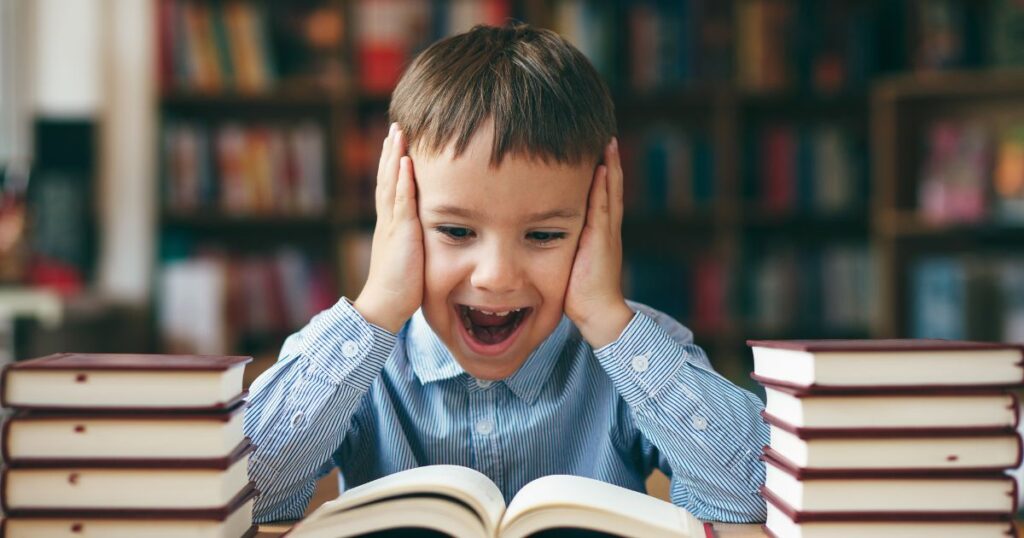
[412,123,594,380]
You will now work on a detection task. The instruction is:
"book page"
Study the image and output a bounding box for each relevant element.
[499,475,702,538]
[304,465,506,535]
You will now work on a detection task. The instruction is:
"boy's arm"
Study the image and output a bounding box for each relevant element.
[243,297,397,523]
[566,138,765,522]
[593,302,768,523]
[244,123,421,522]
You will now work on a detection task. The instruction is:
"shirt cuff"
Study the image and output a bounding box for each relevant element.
[300,296,398,391]
[593,310,689,408]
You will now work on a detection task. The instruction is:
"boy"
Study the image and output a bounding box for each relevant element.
[244,23,768,524]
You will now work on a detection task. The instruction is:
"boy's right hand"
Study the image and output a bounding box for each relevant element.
[353,123,424,334]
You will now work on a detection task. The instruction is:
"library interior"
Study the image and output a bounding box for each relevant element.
[2,0,1024,535]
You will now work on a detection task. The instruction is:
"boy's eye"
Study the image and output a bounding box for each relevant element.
[527,231,567,244]
[436,226,474,241]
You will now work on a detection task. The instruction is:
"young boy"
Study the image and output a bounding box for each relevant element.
[244,23,768,524]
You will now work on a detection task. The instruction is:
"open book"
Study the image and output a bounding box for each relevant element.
[286,465,712,538]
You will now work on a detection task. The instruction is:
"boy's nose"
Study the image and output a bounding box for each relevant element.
[469,245,523,294]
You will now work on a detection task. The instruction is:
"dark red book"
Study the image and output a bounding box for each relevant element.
[2,401,248,464]
[0,482,258,538]
[748,339,1024,391]
[762,449,1018,517]
[763,485,1017,538]
[1,353,252,411]
[761,378,1021,431]
[2,440,254,515]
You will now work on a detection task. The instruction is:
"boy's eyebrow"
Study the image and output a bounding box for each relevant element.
[430,205,581,222]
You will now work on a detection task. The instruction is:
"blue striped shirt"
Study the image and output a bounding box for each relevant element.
[244,297,768,523]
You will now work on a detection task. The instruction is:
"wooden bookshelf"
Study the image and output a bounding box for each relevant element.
[872,70,1024,339]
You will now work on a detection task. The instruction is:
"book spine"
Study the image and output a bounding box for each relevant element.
[1,466,8,514]
[0,416,10,463]
[0,365,9,408]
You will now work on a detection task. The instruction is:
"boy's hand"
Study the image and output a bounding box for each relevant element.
[565,138,634,349]
[354,124,424,334]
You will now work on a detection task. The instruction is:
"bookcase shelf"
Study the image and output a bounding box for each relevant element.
[877,211,1024,239]
[163,212,336,230]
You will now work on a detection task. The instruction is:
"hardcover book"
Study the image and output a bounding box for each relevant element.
[0,353,252,410]
[2,401,246,462]
[764,493,1017,538]
[0,483,258,538]
[748,339,1024,390]
[1,440,253,514]
[763,451,1018,515]
[286,465,713,538]
[765,416,1022,472]
[763,381,1020,430]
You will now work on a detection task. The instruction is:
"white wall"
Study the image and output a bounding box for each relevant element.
[0,0,32,164]
[97,0,156,303]
[32,0,103,118]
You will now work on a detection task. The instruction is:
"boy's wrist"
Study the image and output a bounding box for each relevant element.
[575,300,635,349]
[353,294,405,334]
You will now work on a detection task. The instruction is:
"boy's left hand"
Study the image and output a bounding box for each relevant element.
[565,138,635,349]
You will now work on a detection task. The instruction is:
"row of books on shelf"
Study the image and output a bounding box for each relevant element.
[355,0,512,94]
[622,245,873,336]
[627,0,731,91]
[919,119,1024,224]
[157,0,276,93]
[743,244,874,335]
[891,0,1024,72]
[156,0,1024,99]
[744,122,867,216]
[620,125,716,214]
[913,255,1024,343]
[162,120,328,216]
[736,0,877,93]
[158,249,335,355]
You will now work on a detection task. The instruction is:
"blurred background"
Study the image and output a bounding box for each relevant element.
[1,0,1024,396]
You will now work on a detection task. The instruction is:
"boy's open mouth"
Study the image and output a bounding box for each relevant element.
[456,304,532,346]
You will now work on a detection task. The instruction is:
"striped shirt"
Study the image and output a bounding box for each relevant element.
[244,297,768,523]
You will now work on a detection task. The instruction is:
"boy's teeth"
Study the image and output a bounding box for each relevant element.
[467,306,521,316]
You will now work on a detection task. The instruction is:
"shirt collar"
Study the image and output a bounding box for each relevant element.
[406,309,576,405]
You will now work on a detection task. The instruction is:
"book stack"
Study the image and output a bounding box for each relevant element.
[0,353,256,537]
[749,339,1024,538]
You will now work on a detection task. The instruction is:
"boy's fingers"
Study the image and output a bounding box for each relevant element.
[586,165,610,232]
[393,156,418,222]
[607,137,623,232]
[375,134,392,209]
[379,127,404,222]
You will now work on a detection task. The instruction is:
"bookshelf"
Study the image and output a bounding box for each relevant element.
[872,70,1024,342]
[152,0,1024,387]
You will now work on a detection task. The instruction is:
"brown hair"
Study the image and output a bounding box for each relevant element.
[388,22,616,168]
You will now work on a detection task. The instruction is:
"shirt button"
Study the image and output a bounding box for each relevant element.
[341,340,359,359]
[476,379,493,389]
[630,353,649,372]
[691,415,708,431]
[291,411,305,427]
[475,419,494,435]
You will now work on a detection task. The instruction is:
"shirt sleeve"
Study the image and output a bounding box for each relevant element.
[593,303,768,523]
[243,297,398,523]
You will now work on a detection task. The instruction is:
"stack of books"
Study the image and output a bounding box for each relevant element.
[0,352,255,537]
[749,339,1024,538]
